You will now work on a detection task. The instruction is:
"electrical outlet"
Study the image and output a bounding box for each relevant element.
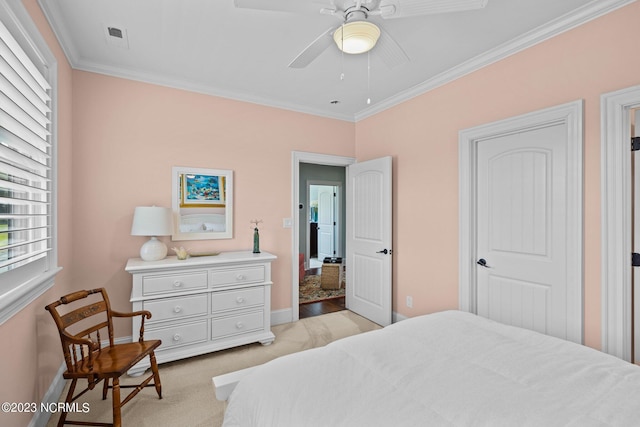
[406,296,413,308]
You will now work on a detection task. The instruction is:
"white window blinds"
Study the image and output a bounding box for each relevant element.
[0,18,52,274]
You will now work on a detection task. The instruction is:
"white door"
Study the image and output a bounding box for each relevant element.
[346,156,392,326]
[477,123,570,340]
[317,186,335,261]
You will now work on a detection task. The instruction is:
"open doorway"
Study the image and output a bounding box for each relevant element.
[299,165,346,318]
[291,153,355,322]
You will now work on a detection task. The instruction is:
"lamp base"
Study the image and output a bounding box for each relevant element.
[140,237,168,261]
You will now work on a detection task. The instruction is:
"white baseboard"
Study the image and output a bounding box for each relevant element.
[271,308,292,326]
[28,362,66,427]
[393,312,409,323]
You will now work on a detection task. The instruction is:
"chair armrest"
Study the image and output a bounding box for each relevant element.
[60,330,99,350]
[112,310,153,342]
[111,309,152,319]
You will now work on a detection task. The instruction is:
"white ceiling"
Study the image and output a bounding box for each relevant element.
[38,0,631,122]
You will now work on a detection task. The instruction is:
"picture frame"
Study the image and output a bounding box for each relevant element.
[180,174,226,208]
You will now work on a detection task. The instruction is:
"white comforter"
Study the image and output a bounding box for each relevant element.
[222,311,640,426]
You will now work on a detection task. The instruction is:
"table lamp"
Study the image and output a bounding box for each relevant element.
[131,206,173,261]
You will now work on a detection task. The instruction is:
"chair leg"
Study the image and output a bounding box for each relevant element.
[112,377,122,427]
[102,377,109,400]
[149,351,162,399]
[57,378,77,427]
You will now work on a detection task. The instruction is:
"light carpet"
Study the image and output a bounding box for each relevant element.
[45,310,380,427]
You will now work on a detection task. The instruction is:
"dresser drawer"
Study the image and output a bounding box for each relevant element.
[142,271,208,295]
[211,287,264,313]
[144,294,208,323]
[210,265,265,287]
[148,320,208,350]
[211,311,264,340]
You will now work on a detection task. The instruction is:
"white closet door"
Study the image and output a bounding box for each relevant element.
[476,123,570,340]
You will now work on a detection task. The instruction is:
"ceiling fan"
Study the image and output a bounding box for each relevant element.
[233,0,489,69]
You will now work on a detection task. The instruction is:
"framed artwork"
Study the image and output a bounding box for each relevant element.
[180,174,226,207]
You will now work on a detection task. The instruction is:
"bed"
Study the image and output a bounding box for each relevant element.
[214,310,640,426]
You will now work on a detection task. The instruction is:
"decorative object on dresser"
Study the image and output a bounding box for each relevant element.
[250,219,262,254]
[126,251,277,376]
[45,288,162,427]
[172,246,189,260]
[131,206,173,261]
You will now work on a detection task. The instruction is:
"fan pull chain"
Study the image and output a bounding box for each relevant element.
[367,51,371,105]
[340,23,345,81]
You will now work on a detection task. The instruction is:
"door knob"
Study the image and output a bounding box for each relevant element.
[477,258,490,268]
[377,249,388,254]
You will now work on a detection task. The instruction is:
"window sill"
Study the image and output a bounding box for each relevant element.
[0,266,63,325]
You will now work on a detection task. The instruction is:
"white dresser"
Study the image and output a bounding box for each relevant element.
[126,251,277,375]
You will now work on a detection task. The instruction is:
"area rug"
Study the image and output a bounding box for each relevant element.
[299,274,345,304]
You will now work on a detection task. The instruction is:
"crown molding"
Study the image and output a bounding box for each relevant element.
[72,58,356,122]
[37,0,635,123]
[354,0,636,122]
[37,0,80,65]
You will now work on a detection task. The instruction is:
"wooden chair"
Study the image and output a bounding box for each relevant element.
[45,288,162,427]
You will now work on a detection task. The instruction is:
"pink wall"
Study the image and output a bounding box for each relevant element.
[70,71,355,317]
[0,1,75,426]
[355,1,640,349]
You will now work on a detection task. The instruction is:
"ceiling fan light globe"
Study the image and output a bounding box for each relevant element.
[333,21,381,54]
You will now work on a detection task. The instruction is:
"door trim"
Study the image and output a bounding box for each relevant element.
[459,100,584,343]
[291,152,355,322]
[601,85,640,361]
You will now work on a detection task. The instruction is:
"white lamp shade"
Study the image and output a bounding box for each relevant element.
[131,206,173,237]
[333,21,381,54]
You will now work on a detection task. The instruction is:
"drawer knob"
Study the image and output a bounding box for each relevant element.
[173,306,182,313]
[173,333,181,341]
[173,281,183,287]
[236,297,245,304]
[236,274,246,281]
[236,322,244,329]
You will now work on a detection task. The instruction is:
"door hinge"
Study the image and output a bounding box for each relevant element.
[633,252,640,267]
[632,137,640,151]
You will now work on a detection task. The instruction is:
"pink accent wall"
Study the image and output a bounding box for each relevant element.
[70,71,355,315]
[355,1,640,349]
[2,1,640,424]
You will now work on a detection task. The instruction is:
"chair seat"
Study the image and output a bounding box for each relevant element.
[64,340,161,378]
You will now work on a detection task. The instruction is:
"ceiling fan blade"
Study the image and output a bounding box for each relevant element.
[374,27,409,68]
[234,0,333,14]
[288,27,337,68]
[378,0,488,19]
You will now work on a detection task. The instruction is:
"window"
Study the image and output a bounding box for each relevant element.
[0,0,60,324]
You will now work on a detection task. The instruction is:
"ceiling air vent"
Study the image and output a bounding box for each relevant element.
[103,24,129,49]
[108,27,123,38]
